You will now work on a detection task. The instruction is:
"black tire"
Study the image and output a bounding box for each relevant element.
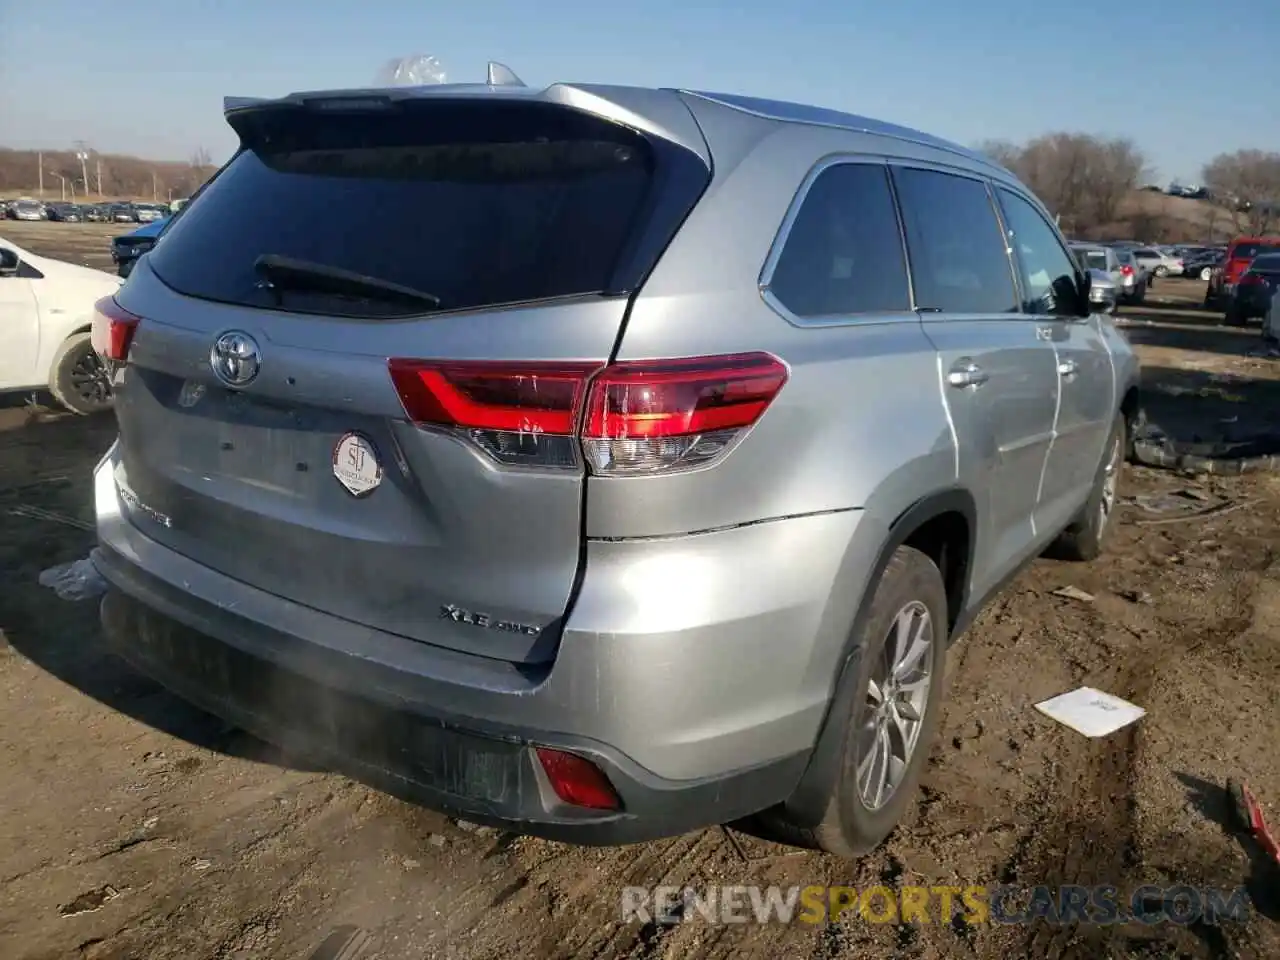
[1155,265,1168,278]
[48,332,114,415]
[750,546,949,857]
[1047,413,1124,562]
[1200,267,1212,281]
[1224,307,1246,327]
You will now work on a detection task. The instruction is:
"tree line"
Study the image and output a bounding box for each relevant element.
[4,135,1278,241]
[976,134,1280,241]
[0,147,215,202]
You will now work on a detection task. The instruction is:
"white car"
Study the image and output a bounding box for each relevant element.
[0,237,123,414]
[1130,246,1184,278]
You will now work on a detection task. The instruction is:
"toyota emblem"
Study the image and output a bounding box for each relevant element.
[210,331,261,387]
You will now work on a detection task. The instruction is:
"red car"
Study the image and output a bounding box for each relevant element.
[1205,236,1280,312]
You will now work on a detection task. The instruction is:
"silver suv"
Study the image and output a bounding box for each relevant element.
[90,79,1139,856]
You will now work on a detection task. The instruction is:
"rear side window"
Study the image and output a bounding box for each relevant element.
[147,100,699,318]
[767,163,910,317]
[996,188,1082,317]
[891,167,1017,314]
[1251,253,1280,271]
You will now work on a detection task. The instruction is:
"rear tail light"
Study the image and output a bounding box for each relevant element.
[535,747,620,810]
[580,353,788,475]
[1120,265,1134,276]
[91,297,141,362]
[388,352,788,475]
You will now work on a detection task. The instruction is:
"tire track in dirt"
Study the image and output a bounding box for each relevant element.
[988,529,1273,959]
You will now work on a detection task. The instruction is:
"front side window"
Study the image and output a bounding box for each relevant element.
[996,188,1083,317]
[891,167,1017,314]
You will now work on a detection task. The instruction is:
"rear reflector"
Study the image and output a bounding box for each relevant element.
[91,297,141,362]
[534,747,620,810]
[388,352,788,475]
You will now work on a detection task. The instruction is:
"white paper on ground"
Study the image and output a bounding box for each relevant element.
[1034,686,1146,738]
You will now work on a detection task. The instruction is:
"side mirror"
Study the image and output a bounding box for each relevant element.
[0,248,19,277]
[1076,270,1092,316]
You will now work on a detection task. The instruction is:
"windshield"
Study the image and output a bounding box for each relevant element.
[149,100,676,319]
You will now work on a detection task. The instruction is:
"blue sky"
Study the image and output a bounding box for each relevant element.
[3,0,1278,183]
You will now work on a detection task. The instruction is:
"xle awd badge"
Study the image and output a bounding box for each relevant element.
[332,432,383,497]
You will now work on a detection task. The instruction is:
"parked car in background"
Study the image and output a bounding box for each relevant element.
[1206,236,1280,310]
[1071,244,1130,307]
[7,199,47,221]
[46,203,83,223]
[1181,247,1224,282]
[1130,246,1183,278]
[0,235,123,413]
[135,204,166,224]
[108,204,136,223]
[111,216,170,278]
[91,79,1139,857]
[1086,268,1118,313]
[1109,247,1148,304]
[83,204,108,223]
[1225,251,1280,326]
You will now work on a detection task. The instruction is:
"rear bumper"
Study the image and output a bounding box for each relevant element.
[93,447,874,843]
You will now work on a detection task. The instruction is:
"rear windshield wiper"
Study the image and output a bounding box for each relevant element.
[253,254,442,310]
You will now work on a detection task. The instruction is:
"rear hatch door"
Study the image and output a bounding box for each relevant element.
[109,90,710,664]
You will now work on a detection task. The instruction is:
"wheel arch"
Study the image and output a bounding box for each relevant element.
[772,486,977,827]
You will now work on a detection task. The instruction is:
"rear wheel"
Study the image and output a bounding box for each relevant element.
[1047,412,1124,562]
[1224,307,1247,326]
[48,333,113,415]
[751,546,948,857]
[1200,266,1212,281]
[1155,265,1168,278]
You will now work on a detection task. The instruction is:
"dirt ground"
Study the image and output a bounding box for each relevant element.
[1,220,1279,960]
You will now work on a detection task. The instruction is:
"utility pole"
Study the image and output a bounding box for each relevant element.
[49,172,67,201]
[152,171,158,201]
[96,159,103,197]
[37,152,44,197]
[74,141,91,201]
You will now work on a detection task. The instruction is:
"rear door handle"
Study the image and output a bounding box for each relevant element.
[947,359,989,388]
[1058,359,1078,378]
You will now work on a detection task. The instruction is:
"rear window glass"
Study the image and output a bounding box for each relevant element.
[148,101,665,318]
[1231,242,1280,260]
[1076,250,1109,270]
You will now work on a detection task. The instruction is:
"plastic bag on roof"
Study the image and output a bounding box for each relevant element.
[376,55,447,87]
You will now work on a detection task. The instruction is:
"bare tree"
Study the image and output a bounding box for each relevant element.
[985,133,1147,236]
[974,139,1022,169]
[1201,149,1280,236]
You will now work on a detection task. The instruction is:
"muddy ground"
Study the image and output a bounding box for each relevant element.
[1,220,1278,960]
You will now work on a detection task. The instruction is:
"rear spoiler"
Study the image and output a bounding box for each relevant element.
[222,79,712,166]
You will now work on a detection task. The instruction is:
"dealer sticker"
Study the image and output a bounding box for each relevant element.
[332,432,383,498]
